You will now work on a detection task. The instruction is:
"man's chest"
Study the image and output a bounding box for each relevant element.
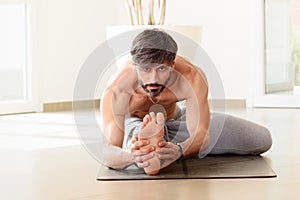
[128,88,180,117]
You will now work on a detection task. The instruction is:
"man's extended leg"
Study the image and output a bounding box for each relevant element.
[206,112,273,155]
[124,107,273,161]
[166,107,273,156]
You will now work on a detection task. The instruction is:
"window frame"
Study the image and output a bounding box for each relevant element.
[247,0,300,108]
[0,0,40,115]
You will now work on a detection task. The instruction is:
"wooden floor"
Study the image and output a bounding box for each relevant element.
[0,108,299,200]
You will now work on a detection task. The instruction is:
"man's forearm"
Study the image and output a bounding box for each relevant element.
[100,145,135,169]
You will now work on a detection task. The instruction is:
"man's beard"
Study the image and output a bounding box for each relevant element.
[141,83,166,97]
[138,75,171,97]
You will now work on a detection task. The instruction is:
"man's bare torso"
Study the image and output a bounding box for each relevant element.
[128,87,179,120]
[108,56,203,120]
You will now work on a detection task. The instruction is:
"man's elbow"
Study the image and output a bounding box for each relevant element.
[99,145,133,169]
[200,132,210,152]
[192,129,210,153]
[184,129,209,157]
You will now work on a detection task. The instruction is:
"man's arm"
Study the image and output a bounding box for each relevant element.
[101,86,128,147]
[180,67,210,158]
[100,66,155,169]
[156,63,210,168]
[100,85,135,169]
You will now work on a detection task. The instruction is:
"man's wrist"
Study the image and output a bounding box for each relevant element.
[125,148,135,164]
[176,143,184,163]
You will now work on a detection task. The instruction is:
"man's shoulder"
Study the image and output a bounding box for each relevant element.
[105,60,137,94]
[174,56,207,82]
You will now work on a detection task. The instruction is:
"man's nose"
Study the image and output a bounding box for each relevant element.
[149,70,159,82]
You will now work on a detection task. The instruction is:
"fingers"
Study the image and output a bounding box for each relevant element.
[157,154,174,160]
[132,145,155,156]
[131,137,137,144]
[133,151,155,169]
[156,146,172,154]
[131,140,150,151]
[158,140,167,147]
[156,142,180,160]
[130,134,139,145]
[134,152,155,163]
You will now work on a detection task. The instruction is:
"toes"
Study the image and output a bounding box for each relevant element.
[149,112,156,121]
[156,112,165,125]
[144,114,151,123]
[141,114,150,129]
[140,121,146,129]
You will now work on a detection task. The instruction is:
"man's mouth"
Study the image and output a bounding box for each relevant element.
[147,85,160,91]
[149,89,159,94]
[142,84,165,97]
[145,84,161,90]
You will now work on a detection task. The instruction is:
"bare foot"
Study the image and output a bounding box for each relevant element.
[139,112,165,175]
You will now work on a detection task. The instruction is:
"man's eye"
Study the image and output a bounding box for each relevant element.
[143,68,151,72]
[158,66,167,71]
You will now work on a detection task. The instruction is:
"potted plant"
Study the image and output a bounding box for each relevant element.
[126,0,166,25]
[106,1,202,69]
[107,0,202,43]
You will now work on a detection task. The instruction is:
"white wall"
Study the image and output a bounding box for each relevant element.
[37,0,117,103]
[39,0,263,103]
[115,0,262,100]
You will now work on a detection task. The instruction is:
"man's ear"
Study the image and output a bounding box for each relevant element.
[171,61,175,70]
[132,62,137,70]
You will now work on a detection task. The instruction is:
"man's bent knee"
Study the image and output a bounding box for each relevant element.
[257,127,272,154]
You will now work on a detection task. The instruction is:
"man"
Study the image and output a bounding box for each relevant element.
[100,28,272,174]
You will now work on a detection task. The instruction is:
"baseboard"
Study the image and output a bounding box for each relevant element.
[227,99,246,109]
[43,99,100,112]
[209,99,246,110]
[43,99,246,112]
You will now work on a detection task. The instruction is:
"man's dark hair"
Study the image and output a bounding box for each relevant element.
[130,28,178,67]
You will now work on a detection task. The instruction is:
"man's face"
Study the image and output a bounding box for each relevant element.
[135,60,174,97]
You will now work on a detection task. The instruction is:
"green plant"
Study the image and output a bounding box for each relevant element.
[126,0,166,25]
[291,33,300,85]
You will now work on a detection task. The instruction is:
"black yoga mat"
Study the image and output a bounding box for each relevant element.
[97,155,276,181]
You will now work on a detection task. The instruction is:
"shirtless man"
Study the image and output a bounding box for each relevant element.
[100,28,272,175]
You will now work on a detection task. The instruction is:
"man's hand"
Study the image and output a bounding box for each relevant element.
[156,141,182,168]
[129,134,155,168]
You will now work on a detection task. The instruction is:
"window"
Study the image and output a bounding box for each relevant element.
[0,3,38,114]
[265,0,300,95]
[0,4,28,101]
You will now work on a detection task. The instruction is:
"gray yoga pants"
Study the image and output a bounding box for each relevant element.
[123,106,272,156]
